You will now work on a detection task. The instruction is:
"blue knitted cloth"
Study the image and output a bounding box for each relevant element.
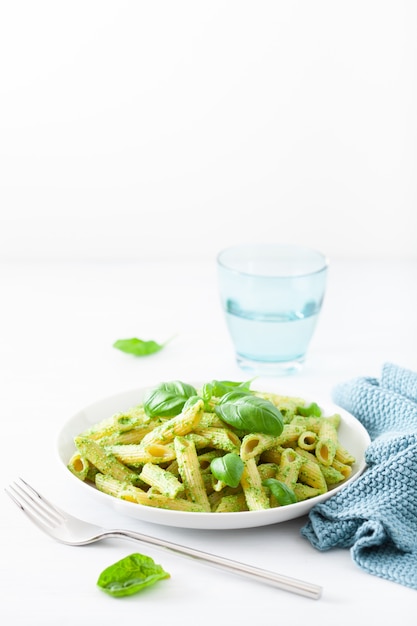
[301,363,417,590]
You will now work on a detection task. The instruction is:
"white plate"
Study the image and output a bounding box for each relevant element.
[56,384,371,530]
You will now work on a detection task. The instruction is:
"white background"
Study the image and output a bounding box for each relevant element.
[1,5,417,622]
[1,0,416,263]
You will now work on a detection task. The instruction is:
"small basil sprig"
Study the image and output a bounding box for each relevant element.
[97,553,170,598]
[262,479,297,506]
[113,337,168,357]
[214,391,284,436]
[202,379,254,403]
[296,402,322,417]
[210,453,244,488]
[143,381,197,417]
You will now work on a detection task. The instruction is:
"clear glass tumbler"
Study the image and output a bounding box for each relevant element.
[217,243,328,375]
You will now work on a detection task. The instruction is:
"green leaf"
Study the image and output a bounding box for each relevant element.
[97,553,170,598]
[113,337,167,357]
[214,392,284,436]
[262,479,297,506]
[210,453,244,488]
[296,402,322,417]
[201,379,254,402]
[143,380,198,417]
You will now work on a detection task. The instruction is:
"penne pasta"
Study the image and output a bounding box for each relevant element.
[193,427,241,453]
[108,442,177,465]
[67,451,90,481]
[74,436,142,486]
[240,433,278,461]
[276,448,304,489]
[174,436,211,512]
[66,381,357,515]
[140,399,204,446]
[240,458,270,511]
[139,462,184,499]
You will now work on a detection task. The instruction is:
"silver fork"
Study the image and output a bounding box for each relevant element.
[5,477,322,600]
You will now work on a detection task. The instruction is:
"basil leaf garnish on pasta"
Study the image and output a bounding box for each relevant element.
[214,392,284,435]
[143,381,198,417]
[202,379,254,402]
[210,453,244,488]
[262,479,297,506]
[296,402,322,417]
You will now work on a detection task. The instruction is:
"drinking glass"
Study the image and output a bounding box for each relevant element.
[217,243,328,375]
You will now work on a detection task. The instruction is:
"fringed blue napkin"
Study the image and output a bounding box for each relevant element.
[301,363,417,590]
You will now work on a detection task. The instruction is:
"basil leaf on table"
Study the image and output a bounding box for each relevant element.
[113,337,167,357]
[143,380,198,417]
[97,553,170,598]
[262,479,297,506]
[214,391,284,436]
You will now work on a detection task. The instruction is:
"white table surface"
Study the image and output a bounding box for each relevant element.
[1,257,416,625]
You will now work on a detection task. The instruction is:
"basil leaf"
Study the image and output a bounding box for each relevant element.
[210,453,244,488]
[113,337,166,357]
[262,479,297,506]
[296,402,322,417]
[143,380,198,417]
[215,392,284,436]
[202,379,254,402]
[183,395,203,410]
[97,553,170,598]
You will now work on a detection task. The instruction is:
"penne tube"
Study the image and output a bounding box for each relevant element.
[297,430,318,451]
[95,473,145,498]
[67,452,90,481]
[140,399,204,446]
[97,424,155,446]
[80,406,150,440]
[274,423,306,446]
[183,433,212,450]
[315,418,338,466]
[254,392,306,421]
[240,433,278,461]
[318,419,339,443]
[332,458,353,479]
[276,448,304,489]
[197,450,224,472]
[326,413,341,429]
[260,446,284,465]
[240,458,270,511]
[198,412,227,428]
[215,493,248,513]
[297,453,327,493]
[257,463,279,481]
[335,443,356,465]
[293,483,322,501]
[74,436,142,486]
[315,438,337,466]
[95,474,205,512]
[320,464,346,486]
[108,442,176,465]
[194,427,241,453]
[127,491,206,512]
[207,485,242,510]
[139,462,184,499]
[174,436,211,511]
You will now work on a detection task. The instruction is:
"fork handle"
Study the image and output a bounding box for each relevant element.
[105,529,322,600]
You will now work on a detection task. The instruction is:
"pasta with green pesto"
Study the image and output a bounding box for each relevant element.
[66,379,357,513]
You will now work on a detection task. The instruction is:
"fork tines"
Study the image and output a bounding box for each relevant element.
[5,478,63,529]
